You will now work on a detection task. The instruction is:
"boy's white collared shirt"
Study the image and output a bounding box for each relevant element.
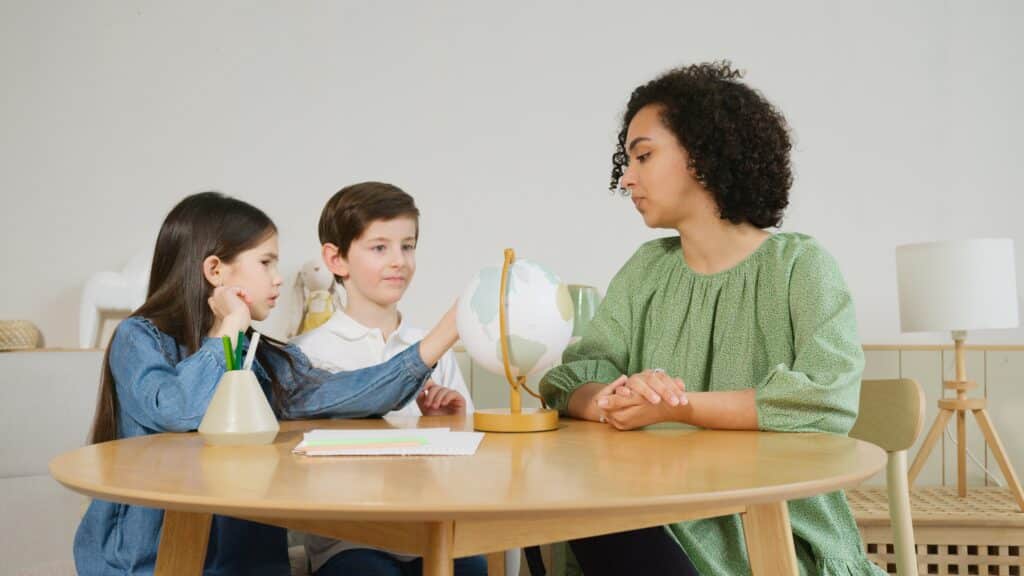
[292,309,473,417]
[292,309,474,569]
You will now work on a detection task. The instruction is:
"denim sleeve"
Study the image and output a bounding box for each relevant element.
[274,342,433,419]
[108,318,228,432]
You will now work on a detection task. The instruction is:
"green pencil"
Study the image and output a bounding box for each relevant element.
[234,330,244,370]
[222,335,235,371]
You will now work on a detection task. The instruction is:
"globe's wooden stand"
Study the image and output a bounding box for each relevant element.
[473,248,560,433]
[473,406,559,433]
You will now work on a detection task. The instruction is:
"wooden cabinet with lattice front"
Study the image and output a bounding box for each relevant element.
[850,486,1023,575]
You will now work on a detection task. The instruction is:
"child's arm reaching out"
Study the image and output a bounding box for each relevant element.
[416,302,459,368]
[280,302,463,419]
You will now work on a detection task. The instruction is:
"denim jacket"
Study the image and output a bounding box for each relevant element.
[73,316,433,575]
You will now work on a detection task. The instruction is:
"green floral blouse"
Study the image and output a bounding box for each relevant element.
[541,233,884,575]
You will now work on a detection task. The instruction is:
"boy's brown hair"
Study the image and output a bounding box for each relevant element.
[318,181,420,283]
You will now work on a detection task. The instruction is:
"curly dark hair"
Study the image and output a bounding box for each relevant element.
[611,61,792,229]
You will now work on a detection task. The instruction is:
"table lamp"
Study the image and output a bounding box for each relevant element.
[895,238,1024,511]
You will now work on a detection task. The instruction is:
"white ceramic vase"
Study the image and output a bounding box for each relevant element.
[198,370,279,445]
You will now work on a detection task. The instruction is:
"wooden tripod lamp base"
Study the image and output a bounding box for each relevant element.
[907,337,1024,512]
[472,248,560,434]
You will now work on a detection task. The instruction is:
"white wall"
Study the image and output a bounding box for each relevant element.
[1,0,1021,347]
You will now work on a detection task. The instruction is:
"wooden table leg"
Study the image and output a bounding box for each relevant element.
[742,501,798,576]
[155,510,212,576]
[423,521,455,576]
[487,551,507,576]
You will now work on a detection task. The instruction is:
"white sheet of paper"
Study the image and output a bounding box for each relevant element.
[293,427,484,456]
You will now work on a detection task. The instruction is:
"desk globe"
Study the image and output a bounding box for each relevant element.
[456,249,573,432]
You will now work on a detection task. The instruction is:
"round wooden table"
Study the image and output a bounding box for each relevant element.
[51,416,885,575]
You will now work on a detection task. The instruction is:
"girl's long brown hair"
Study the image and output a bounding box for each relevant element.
[89,192,293,444]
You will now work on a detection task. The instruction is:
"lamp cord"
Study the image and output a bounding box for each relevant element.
[942,421,1005,488]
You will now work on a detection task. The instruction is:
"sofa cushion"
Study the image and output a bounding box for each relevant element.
[1,349,103,575]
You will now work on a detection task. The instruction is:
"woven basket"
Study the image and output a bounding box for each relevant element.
[0,320,43,350]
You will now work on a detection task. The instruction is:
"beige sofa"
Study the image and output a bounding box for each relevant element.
[1,349,102,576]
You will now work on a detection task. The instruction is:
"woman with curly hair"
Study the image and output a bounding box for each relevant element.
[540,62,884,575]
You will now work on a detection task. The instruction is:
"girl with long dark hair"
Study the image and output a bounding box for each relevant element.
[75,191,460,575]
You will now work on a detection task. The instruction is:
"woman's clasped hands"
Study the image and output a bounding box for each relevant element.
[595,369,688,430]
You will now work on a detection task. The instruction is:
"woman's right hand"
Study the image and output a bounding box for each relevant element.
[207,286,252,337]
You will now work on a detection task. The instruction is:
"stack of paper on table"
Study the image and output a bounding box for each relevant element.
[293,427,484,456]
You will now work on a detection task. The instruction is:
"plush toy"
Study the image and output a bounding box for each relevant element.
[289,258,341,337]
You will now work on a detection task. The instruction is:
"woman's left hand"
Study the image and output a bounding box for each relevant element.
[623,369,687,406]
[601,397,676,430]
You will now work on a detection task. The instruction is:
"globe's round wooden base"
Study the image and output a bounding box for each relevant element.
[473,408,559,433]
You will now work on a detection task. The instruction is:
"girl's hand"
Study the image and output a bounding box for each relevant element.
[417,380,467,415]
[207,286,253,337]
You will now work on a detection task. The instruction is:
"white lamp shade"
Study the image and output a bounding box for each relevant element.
[896,238,1020,333]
